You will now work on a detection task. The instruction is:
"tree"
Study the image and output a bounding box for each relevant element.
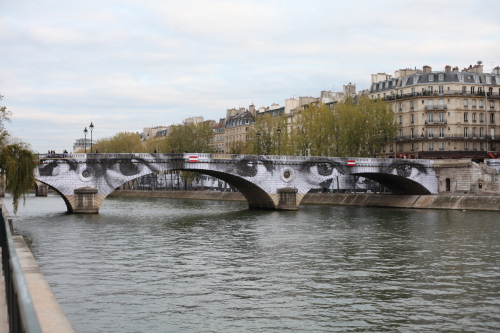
[251,113,288,155]
[0,95,38,213]
[165,122,214,153]
[93,132,143,153]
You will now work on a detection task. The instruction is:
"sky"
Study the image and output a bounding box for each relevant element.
[1,0,500,153]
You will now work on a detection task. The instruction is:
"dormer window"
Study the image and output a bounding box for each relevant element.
[402,77,408,86]
[474,75,480,83]
[413,76,420,84]
[486,76,492,84]
[438,73,444,81]
[428,74,434,82]
[458,74,464,82]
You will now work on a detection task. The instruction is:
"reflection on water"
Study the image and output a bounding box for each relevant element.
[4,194,500,332]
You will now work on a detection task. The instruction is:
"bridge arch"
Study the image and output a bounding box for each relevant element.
[350,173,432,195]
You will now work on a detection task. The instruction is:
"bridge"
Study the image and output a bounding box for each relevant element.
[35,153,439,213]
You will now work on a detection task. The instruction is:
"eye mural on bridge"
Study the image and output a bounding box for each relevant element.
[36,153,438,213]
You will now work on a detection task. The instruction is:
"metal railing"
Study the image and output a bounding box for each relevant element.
[1,205,42,333]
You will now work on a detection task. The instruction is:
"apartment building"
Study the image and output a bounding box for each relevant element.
[370,62,500,159]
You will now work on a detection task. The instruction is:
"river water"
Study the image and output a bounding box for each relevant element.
[4,194,500,332]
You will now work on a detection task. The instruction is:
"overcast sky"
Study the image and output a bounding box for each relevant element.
[2,0,500,153]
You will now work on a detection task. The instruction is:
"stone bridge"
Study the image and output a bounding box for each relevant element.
[35,153,439,213]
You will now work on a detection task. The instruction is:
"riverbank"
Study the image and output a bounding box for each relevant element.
[109,190,500,211]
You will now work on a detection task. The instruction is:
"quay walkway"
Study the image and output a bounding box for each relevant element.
[1,200,74,333]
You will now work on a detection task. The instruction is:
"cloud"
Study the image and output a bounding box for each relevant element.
[1,0,500,152]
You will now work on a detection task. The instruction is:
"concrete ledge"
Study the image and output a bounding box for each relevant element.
[14,236,74,333]
[110,190,500,211]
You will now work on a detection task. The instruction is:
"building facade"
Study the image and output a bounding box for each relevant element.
[370,62,500,159]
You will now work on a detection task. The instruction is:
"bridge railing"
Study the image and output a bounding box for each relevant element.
[37,153,435,166]
[0,204,42,333]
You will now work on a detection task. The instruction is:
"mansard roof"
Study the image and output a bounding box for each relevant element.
[370,70,500,93]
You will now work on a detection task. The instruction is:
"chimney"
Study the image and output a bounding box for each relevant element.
[423,65,432,73]
[445,65,451,73]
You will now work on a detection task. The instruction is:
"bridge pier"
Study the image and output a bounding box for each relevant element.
[72,187,101,214]
[35,183,48,196]
[276,187,299,211]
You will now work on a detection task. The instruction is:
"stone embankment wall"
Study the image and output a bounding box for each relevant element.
[110,190,500,211]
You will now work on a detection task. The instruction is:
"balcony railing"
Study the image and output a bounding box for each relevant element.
[380,90,500,101]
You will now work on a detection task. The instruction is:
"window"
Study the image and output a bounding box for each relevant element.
[471,86,475,94]
[472,127,477,137]
[439,142,445,150]
[399,115,403,124]
[473,142,477,151]
[411,87,415,95]
[438,113,445,123]
[411,128,415,138]
[458,74,464,82]
[462,86,467,94]
[428,127,434,138]
[486,76,492,84]
[491,101,495,109]
[480,113,484,123]
[399,129,403,138]
[410,114,414,123]
[464,112,469,122]
[464,141,469,150]
[479,100,484,108]
[428,86,434,94]
[439,73,444,81]
[439,127,445,138]
[399,102,403,111]
[427,100,434,109]
[428,113,434,123]
[472,100,477,108]
[480,127,484,138]
[464,127,469,138]
[474,75,480,83]
[439,86,444,94]
[472,113,477,122]
[414,76,420,84]
[438,99,444,108]
[464,99,468,108]
[429,74,434,81]
[402,78,408,86]
[428,142,434,150]
[491,113,495,123]
[410,100,414,109]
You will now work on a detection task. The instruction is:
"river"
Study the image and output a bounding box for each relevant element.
[4,194,500,332]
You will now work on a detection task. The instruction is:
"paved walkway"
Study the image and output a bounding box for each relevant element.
[0,248,9,332]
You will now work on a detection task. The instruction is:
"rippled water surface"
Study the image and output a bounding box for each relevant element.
[4,194,500,332]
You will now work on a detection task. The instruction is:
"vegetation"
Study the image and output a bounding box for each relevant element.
[249,97,397,157]
[93,122,215,154]
[0,95,38,213]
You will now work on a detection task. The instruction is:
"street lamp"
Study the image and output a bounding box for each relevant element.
[89,122,94,152]
[256,132,261,155]
[277,127,282,156]
[84,127,88,153]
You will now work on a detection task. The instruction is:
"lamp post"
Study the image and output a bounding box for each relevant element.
[277,127,281,156]
[84,127,88,153]
[89,122,94,153]
[256,132,261,155]
[421,133,425,159]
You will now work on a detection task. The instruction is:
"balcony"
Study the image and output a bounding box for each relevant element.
[381,90,500,102]
[425,105,447,111]
[425,120,447,125]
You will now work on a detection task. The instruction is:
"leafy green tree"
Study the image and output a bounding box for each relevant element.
[251,113,288,155]
[165,122,214,153]
[0,96,38,213]
[93,132,143,153]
